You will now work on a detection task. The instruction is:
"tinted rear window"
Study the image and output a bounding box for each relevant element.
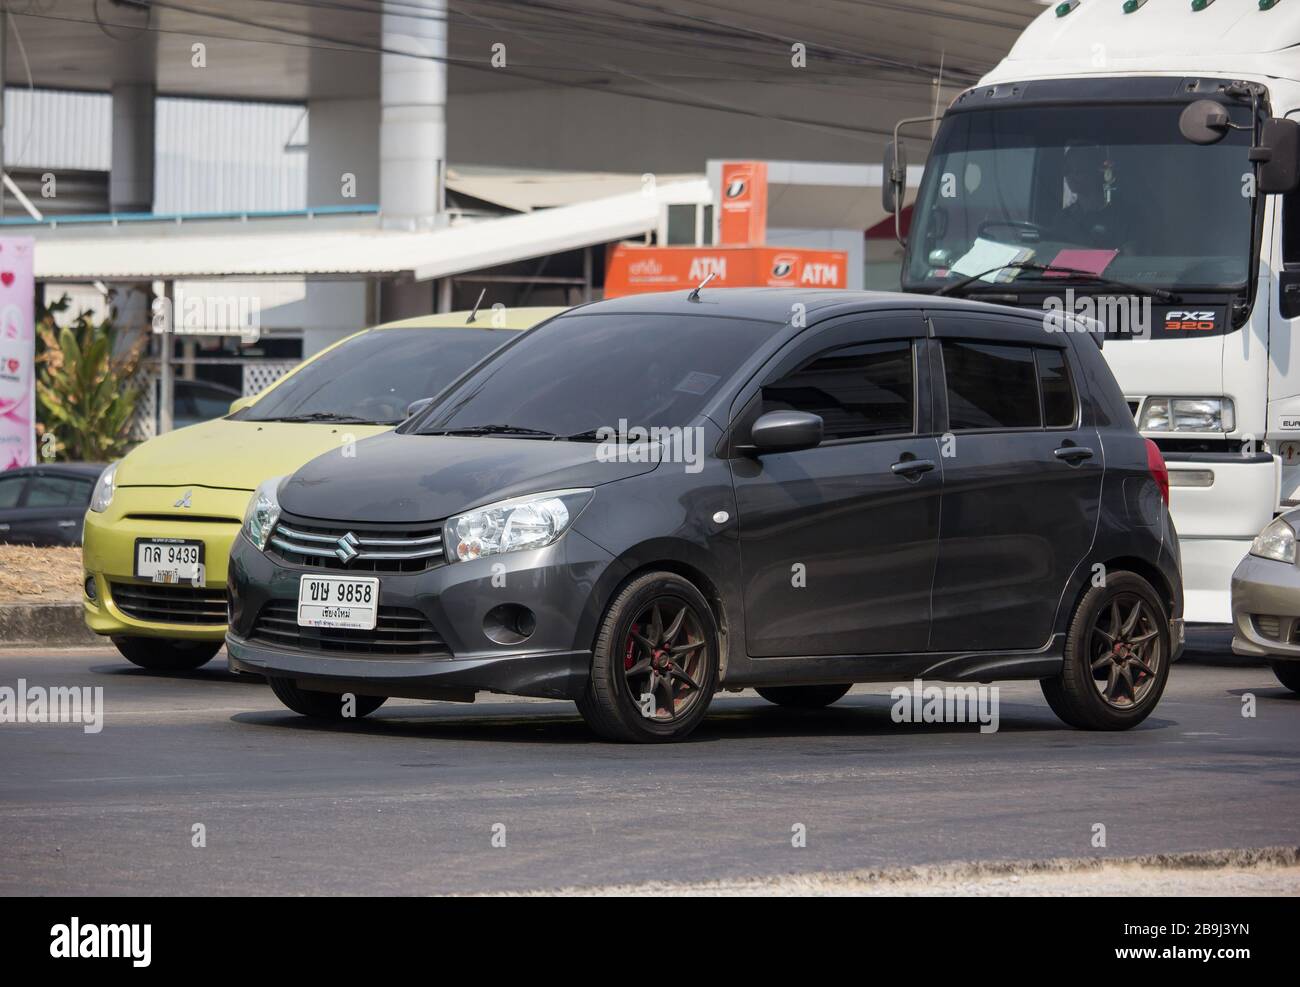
[942,341,1040,430]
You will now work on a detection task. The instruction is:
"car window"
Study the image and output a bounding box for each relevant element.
[942,340,1040,430]
[191,387,236,420]
[26,475,91,508]
[762,340,914,441]
[1036,348,1077,427]
[0,474,26,509]
[418,313,785,436]
[235,328,518,425]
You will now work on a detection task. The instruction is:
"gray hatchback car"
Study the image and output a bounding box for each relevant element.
[226,289,1184,742]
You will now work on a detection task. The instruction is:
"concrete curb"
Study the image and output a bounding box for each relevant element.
[0,602,100,647]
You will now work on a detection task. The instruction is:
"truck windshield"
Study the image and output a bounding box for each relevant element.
[902,101,1256,293]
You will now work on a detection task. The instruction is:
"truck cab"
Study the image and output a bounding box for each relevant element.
[890,0,1300,623]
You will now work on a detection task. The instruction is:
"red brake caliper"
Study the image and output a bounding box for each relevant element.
[625,623,639,670]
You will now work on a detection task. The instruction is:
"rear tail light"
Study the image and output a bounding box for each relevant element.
[1145,438,1169,505]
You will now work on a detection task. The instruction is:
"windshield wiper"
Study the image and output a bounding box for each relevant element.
[936,260,1178,302]
[424,423,559,438]
[258,412,388,424]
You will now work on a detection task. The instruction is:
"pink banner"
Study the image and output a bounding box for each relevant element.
[0,238,35,472]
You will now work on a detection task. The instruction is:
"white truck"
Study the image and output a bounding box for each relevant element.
[887,0,1300,623]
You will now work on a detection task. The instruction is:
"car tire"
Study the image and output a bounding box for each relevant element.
[1041,570,1171,730]
[266,676,387,720]
[1270,661,1300,694]
[756,684,852,708]
[112,637,222,671]
[576,571,719,743]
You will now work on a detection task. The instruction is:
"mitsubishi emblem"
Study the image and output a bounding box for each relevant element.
[334,531,360,564]
[174,490,193,509]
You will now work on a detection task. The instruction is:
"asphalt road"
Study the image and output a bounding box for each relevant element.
[2,630,1298,895]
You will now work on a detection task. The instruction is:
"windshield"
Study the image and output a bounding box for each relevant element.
[415,312,783,436]
[233,328,516,425]
[903,101,1256,293]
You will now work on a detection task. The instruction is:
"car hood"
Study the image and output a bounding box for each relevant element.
[117,418,393,491]
[280,430,658,523]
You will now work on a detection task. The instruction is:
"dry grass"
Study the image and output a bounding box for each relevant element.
[0,544,85,603]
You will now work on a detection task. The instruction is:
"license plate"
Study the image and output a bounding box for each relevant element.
[135,538,205,585]
[297,575,379,630]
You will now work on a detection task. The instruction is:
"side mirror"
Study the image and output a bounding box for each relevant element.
[1256,117,1300,195]
[749,410,823,454]
[228,394,256,415]
[882,139,907,214]
[406,397,435,419]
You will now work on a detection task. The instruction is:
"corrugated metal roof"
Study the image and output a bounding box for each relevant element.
[33,179,709,281]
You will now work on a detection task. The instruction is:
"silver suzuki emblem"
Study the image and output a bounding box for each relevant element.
[334,531,360,564]
[174,490,192,509]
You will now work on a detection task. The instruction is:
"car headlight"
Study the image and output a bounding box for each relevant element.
[445,488,592,562]
[1250,517,1296,564]
[242,476,285,552]
[1138,396,1235,433]
[89,462,118,513]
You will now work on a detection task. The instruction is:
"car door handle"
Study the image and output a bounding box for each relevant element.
[0,523,8,531]
[58,520,77,527]
[1053,446,1094,463]
[891,458,936,478]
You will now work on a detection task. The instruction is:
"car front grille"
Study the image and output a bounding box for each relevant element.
[267,513,445,573]
[249,600,450,658]
[111,582,228,625]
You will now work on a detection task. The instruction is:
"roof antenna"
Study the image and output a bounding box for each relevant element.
[687,272,716,302]
[466,288,487,324]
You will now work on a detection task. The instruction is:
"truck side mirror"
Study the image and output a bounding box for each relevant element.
[882,139,907,214]
[1256,118,1300,195]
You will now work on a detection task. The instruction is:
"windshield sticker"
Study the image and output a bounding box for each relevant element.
[675,371,721,395]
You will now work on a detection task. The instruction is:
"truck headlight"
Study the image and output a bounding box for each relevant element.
[1251,517,1296,564]
[1138,397,1235,433]
[242,477,285,552]
[89,462,118,513]
[445,489,592,562]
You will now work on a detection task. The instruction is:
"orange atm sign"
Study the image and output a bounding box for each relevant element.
[604,244,847,298]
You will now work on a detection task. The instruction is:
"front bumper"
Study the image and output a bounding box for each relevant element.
[225,527,620,701]
[1230,552,1300,660]
[82,485,250,641]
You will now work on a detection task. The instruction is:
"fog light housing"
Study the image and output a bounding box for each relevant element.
[84,575,97,601]
[483,604,537,646]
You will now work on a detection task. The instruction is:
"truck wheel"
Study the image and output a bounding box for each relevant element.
[1271,661,1300,694]
[577,571,719,743]
[756,684,852,708]
[113,637,222,671]
[267,677,386,720]
[1041,571,1171,730]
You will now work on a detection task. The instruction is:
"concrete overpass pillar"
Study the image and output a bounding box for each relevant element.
[110,83,156,214]
[380,0,447,230]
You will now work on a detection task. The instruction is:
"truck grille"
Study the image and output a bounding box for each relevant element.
[267,513,445,573]
[111,582,228,625]
[249,601,449,658]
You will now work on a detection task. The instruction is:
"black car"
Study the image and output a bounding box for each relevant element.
[0,463,107,546]
[226,290,1183,742]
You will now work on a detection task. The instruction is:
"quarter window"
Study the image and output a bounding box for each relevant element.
[762,340,914,441]
[1036,348,1077,427]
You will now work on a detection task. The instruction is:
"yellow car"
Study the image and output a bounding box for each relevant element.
[83,307,565,670]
